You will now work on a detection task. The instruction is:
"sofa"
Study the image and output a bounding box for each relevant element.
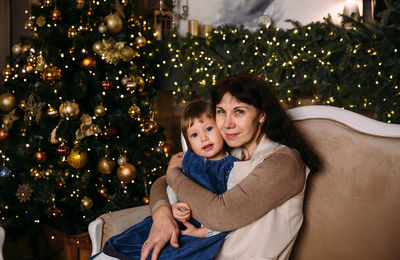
[88,105,399,259]
[0,226,4,260]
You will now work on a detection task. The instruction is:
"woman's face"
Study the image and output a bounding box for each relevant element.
[215,92,265,156]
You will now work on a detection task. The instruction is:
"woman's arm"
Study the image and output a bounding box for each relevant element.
[167,148,306,231]
[149,176,171,215]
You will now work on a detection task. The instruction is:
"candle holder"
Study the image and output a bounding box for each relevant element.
[342,0,360,28]
[172,0,189,29]
[188,19,198,36]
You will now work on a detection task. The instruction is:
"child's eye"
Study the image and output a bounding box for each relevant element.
[206,126,213,132]
[191,133,198,138]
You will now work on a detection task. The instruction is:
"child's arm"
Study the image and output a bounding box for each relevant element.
[180,222,223,238]
[180,221,208,238]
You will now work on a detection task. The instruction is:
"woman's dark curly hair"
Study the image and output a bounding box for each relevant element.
[211,73,320,173]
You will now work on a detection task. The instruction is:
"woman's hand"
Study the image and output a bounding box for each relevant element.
[140,205,180,260]
[166,152,184,174]
[172,202,191,222]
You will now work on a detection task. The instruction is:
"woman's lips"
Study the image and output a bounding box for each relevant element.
[225,133,238,139]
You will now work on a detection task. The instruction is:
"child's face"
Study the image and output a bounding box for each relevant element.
[187,116,226,160]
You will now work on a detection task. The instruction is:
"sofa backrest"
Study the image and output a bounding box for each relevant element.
[288,106,400,260]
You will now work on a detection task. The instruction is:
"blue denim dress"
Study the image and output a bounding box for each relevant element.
[101,150,238,260]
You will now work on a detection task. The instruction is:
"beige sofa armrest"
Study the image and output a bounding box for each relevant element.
[0,226,4,260]
[89,205,150,255]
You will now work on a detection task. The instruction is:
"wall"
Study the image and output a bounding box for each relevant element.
[176,0,364,35]
[0,0,31,81]
[0,1,10,78]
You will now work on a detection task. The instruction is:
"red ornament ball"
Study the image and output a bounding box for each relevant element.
[102,79,113,90]
[56,143,70,157]
[142,196,150,204]
[34,150,47,163]
[51,9,62,21]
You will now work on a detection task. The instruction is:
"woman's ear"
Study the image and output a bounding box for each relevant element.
[259,112,266,125]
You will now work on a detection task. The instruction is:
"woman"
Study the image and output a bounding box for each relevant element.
[141,73,320,260]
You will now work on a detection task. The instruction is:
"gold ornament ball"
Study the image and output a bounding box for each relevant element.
[0,93,17,112]
[0,128,9,142]
[67,148,88,168]
[120,46,137,62]
[92,41,102,54]
[94,104,106,117]
[12,44,22,55]
[135,36,146,47]
[97,157,116,174]
[24,64,34,73]
[41,65,62,85]
[104,14,123,34]
[81,56,97,68]
[47,106,59,118]
[81,196,93,209]
[128,105,141,119]
[59,100,80,120]
[36,15,46,27]
[117,163,137,183]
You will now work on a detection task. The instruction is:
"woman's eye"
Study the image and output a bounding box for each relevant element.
[191,133,198,138]
[206,126,213,132]
[236,109,244,115]
[216,109,225,114]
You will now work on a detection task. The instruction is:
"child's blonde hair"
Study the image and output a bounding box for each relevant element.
[181,100,215,150]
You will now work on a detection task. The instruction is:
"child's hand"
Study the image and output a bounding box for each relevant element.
[180,221,208,238]
[172,202,191,222]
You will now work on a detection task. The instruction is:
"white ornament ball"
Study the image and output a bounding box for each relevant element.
[117,155,127,166]
[12,44,22,55]
[98,23,107,34]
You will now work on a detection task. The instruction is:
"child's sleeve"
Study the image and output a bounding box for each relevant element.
[205,227,221,237]
[167,185,178,205]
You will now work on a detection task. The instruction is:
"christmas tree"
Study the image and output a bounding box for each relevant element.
[0,0,169,235]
